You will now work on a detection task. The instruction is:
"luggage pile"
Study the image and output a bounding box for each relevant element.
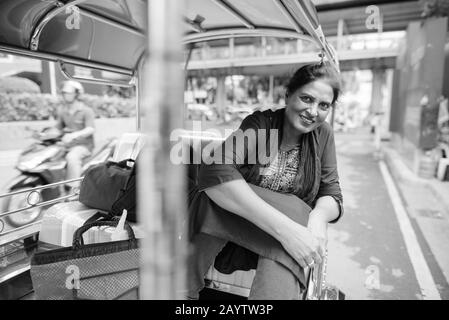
[30,135,144,300]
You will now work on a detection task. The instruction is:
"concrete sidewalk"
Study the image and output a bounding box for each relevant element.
[382,143,449,291]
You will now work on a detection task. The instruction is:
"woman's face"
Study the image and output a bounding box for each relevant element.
[285,79,334,134]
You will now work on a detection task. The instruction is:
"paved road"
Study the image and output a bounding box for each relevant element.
[0,127,448,299]
[327,127,447,299]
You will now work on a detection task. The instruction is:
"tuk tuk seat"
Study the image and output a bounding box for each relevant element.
[112,133,146,162]
[185,135,256,298]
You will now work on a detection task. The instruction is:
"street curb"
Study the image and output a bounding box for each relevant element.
[382,146,449,218]
[382,146,425,185]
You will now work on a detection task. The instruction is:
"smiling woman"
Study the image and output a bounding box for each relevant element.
[284,64,341,140]
[186,62,344,300]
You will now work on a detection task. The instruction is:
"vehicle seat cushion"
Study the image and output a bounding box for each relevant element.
[112,133,146,161]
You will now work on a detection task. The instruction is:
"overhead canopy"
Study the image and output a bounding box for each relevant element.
[0,0,338,76]
[184,0,338,69]
[0,0,146,76]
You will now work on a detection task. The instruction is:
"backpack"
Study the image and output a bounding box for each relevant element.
[110,160,137,222]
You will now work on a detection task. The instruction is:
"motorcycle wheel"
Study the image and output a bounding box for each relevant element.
[1,187,43,228]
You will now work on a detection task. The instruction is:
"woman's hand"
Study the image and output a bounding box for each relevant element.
[279,222,324,269]
[205,180,327,269]
[307,210,328,261]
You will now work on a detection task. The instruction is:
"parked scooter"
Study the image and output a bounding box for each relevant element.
[1,127,117,228]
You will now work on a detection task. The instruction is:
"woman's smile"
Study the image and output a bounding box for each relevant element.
[298,112,316,126]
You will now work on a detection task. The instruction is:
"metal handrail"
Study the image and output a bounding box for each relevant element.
[183,28,313,44]
[0,178,82,219]
[0,44,134,77]
[59,61,136,87]
[0,178,83,200]
[0,192,79,219]
[0,221,42,247]
[0,221,42,238]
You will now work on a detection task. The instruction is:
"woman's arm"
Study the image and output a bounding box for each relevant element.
[307,196,339,249]
[316,123,344,223]
[205,179,324,267]
[311,196,339,223]
[307,124,344,251]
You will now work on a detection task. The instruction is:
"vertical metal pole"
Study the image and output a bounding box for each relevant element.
[229,37,234,59]
[135,75,140,131]
[337,19,344,52]
[139,0,186,299]
[261,36,267,57]
[49,61,57,96]
[217,75,227,121]
[296,39,303,54]
[269,75,274,104]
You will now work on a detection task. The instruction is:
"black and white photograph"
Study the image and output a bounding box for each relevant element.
[0,0,449,305]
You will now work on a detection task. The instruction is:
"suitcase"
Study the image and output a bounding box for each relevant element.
[39,201,144,247]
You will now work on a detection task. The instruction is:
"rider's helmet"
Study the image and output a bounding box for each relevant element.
[60,80,84,98]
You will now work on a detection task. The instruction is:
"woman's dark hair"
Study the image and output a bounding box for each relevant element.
[285,62,341,105]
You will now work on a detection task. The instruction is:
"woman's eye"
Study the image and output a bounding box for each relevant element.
[319,103,330,110]
[300,96,313,103]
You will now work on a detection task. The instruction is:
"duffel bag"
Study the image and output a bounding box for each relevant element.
[110,161,137,222]
[79,159,134,212]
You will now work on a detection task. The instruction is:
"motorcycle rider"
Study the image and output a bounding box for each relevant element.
[55,80,95,191]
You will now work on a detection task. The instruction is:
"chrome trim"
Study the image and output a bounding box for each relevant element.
[210,0,255,29]
[281,0,339,71]
[186,51,322,70]
[0,265,31,284]
[135,51,147,131]
[80,9,144,38]
[87,13,97,60]
[59,61,136,87]
[0,178,82,219]
[272,0,303,34]
[30,0,88,51]
[183,28,313,44]
[26,190,41,206]
[0,222,41,247]
[184,44,194,70]
[281,0,316,37]
[30,0,144,51]
[0,193,79,219]
[0,44,134,76]
[0,178,83,199]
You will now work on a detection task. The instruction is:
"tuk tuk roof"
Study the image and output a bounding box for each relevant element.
[0,0,146,76]
[0,0,338,77]
[184,0,338,69]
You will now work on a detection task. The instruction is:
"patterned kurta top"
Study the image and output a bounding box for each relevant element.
[258,145,301,193]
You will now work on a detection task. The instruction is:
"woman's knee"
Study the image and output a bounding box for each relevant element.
[249,257,302,300]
